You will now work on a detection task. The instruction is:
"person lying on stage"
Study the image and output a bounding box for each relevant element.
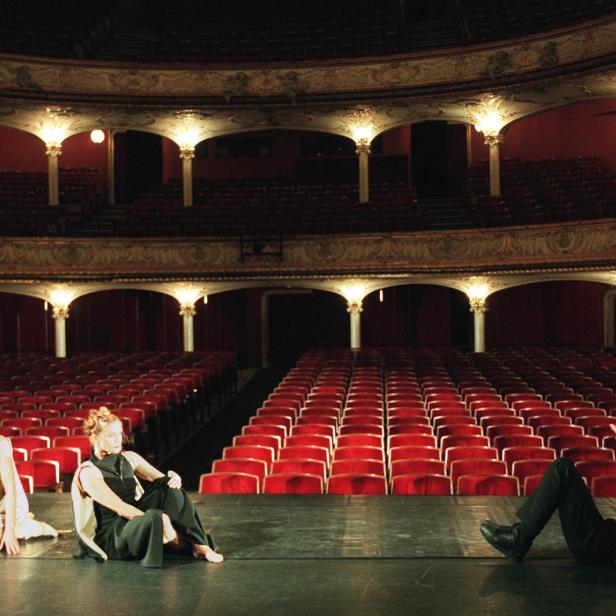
[0,435,58,556]
[73,407,223,568]
[480,423,616,565]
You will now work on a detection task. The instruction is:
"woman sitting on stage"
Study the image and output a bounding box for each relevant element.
[74,407,223,568]
[0,435,58,555]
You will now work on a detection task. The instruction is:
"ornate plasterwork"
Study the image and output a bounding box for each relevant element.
[1,218,616,280]
[0,18,615,102]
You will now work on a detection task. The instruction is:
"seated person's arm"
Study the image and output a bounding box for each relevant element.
[123,451,181,488]
[0,439,20,555]
[79,466,144,519]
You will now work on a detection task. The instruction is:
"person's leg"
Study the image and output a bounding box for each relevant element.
[481,458,606,562]
[137,478,222,562]
[118,509,165,568]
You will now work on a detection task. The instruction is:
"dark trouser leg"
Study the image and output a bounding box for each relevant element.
[517,458,605,562]
[138,478,218,550]
[119,509,164,568]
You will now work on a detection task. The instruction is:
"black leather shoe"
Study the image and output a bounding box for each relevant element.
[480,519,530,563]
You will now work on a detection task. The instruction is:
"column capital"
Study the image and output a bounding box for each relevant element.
[483,134,504,147]
[179,146,195,161]
[179,303,196,317]
[355,141,371,156]
[46,144,62,157]
[52,305,69,320]
[469,297,488,313]
[346,299,363,314]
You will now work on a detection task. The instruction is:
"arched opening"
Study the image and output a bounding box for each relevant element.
[410,121,468,198]
[0,291,50,353]
[486,280,610,348]
[362,284,472,349]
[262,288,348,369]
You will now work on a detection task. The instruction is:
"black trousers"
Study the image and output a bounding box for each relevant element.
[517,458,616,564]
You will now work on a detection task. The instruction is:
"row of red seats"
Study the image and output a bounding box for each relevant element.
[202,346,613,493]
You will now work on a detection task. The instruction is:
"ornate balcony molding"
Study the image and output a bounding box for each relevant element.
[0,18,615,102]
[2,218,616,281]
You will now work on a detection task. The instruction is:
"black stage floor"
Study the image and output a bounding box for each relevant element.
[3,494,616,616]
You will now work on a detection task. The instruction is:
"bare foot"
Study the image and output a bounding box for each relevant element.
[192,544,224,563]
[161,513,179,545]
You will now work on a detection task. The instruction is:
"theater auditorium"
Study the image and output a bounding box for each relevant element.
[1,1,616,614]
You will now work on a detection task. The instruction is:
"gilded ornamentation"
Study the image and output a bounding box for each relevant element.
[2,219,616,280]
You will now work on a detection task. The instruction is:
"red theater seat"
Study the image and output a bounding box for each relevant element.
[278,445,329,465]
[15,460,60,490]
[327,473,387,495]
[212,458,268,484]
[536,424,584,440]
[390,459,445,478]
[243,424,287,442]
[591,476,616,497]
[22,410,61,421]
[263,473,323,494]
[271,459,327,482]
[457,474,519,496]
[285,434,332,453]
[223,445,275,470]
[561,447,614,462]
[511,459,553,488]
[450,459,507,487]
[31,446,81,474]
[289,424,336,441]
[444,446,498,470]
[337,434,381,449]
[26,426,70,439]
[574,460,616,484]
[330,459,385,477]
[2,417,43,432]
[199,472,260,494]
[10,435,50,457]
[486,425,533,440]
[391,474,452,495]
[233,434,282,454]
[502,446,556,473]
[493,435,544,453]
[548,435,599,456]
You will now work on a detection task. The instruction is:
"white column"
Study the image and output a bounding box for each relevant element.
[107,129,116,206]
[46,144,62,206]
[52,306,69,358]
[347,300,363,351]
[180,147,195,208]
[485,134,503,197]
[180,303,196,352]
[356,142,371,203]
[469,298,488,353]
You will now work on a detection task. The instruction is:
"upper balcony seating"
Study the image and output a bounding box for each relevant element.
[469,157,616,227]
[0,168,105,236]
[122,179,418,237]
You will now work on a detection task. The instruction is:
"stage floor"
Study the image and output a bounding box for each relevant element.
[3,494,616,616]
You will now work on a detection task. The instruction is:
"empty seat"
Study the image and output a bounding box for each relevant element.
[450,459,507,487]
[444,446,498,470]
[591,475,616,497]
[31,446,81,474]
[271,459,327,481]
[560,447,615,463]
[263,473,323,494]
[222,445,275,471]
[511,459,553,491]
[390,459,445,478]
[391,474,452,495]
[327,473,387,495]
[548,435,599,456]
[457,474,519,496]
[330,459,386,477]
[502,446,556,473]
[278,445,329,465]
[212,458,268,484]
[574,460,616,484]
[199,472,260,494]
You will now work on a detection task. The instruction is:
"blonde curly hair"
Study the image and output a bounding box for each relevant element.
[83,406,122,438]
